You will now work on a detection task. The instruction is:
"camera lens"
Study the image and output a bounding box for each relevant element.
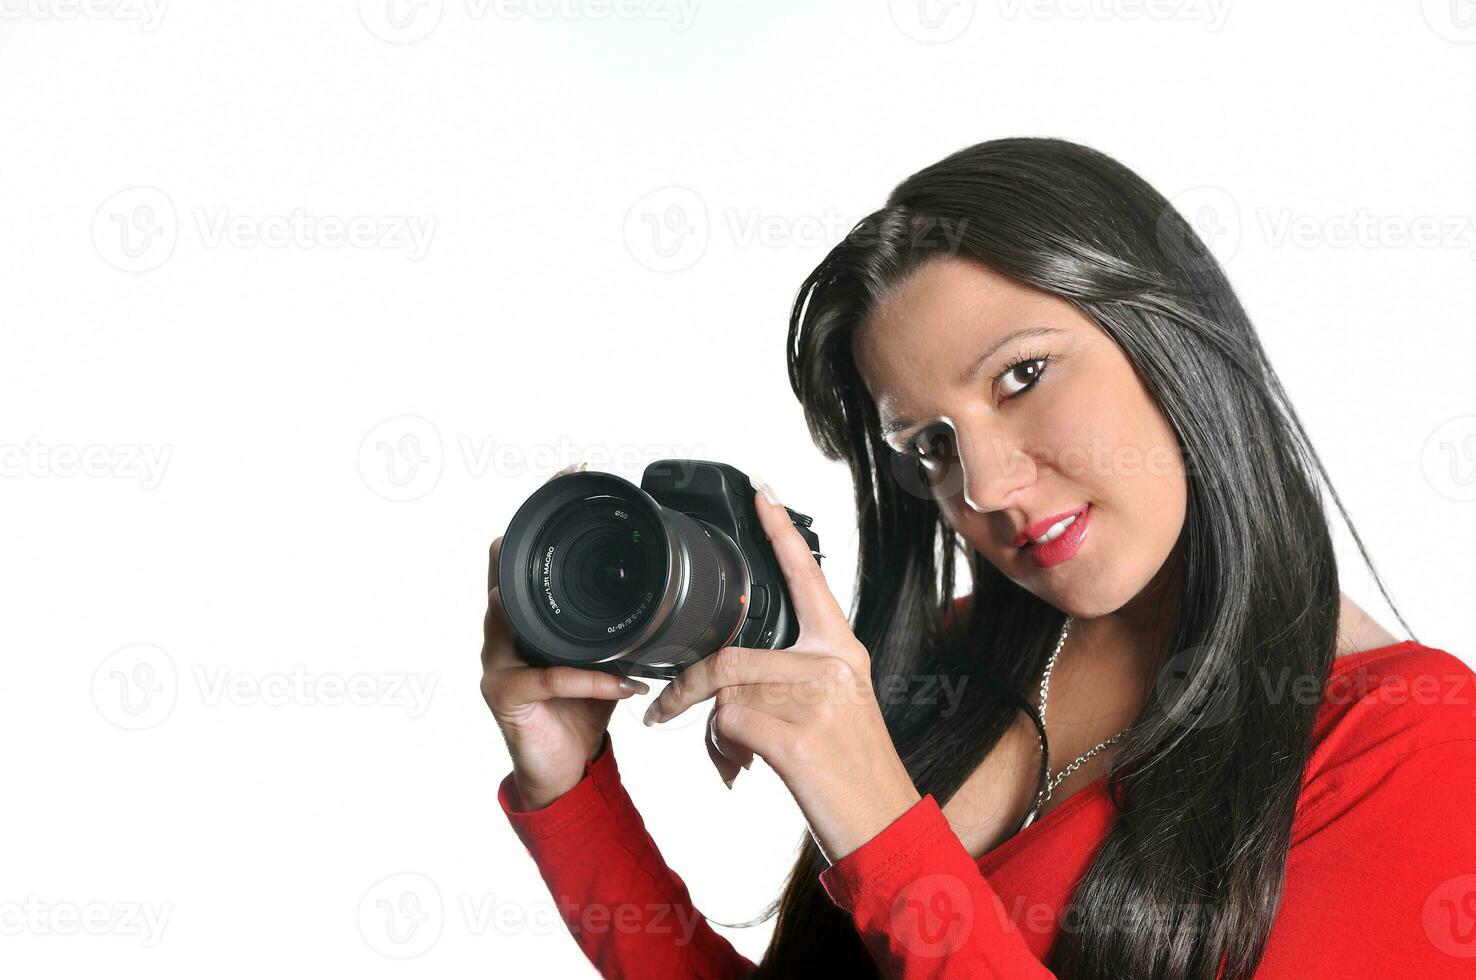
[564,529,644,619]
[529,495,666,645]
[497,470,751,675]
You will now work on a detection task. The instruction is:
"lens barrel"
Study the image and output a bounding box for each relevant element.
[497,471,749,674]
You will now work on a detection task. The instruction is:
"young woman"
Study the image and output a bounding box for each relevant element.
[480,137,1476,978]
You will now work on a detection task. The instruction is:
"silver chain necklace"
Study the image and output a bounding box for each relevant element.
[1018,614,1131,830]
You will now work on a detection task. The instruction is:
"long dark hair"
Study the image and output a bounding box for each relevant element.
[748,137,1416,978]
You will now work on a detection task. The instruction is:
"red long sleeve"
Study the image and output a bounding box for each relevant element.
[498,732,757,979]
[499,640,1476,978]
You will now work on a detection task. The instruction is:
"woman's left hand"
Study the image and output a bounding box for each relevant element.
[641,480,922,864]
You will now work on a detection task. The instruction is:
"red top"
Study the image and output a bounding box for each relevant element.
[498,635,1476,978]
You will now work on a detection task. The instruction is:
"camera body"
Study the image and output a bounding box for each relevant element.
[496,459,822,679]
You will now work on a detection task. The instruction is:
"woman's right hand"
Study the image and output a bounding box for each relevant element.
[480,462,651,811]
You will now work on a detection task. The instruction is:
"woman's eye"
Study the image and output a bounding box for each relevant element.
[910,428,955,468]
[998,356,1049,399]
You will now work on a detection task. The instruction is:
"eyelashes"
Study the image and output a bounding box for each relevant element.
[898,347,1053,459]
[995,347,1051,400]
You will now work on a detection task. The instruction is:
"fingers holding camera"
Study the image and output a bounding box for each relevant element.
[704,704,752,790]
[751,486,847,641]
[487,664,649,718]
[643,648,822,727]
[488,535,503,593]
[481,543,649,715]
[481,581,520,673]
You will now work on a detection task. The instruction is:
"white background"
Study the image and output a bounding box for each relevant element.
[3,2,1475,976]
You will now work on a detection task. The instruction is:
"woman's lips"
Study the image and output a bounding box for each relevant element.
[1019,503,1091,568]
[1012,504,1089,547]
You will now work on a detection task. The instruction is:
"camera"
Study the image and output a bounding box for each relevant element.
[496,459,823,679]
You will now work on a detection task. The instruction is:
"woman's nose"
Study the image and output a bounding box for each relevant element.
[952,424,1036,514]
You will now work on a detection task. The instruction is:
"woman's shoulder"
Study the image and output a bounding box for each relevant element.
[1301,640,1476,797]
[1289,640,1476,851]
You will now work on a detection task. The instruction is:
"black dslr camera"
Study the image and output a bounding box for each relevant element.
[496,460,823,679]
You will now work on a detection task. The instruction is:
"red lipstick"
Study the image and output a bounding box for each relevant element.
[1014,503,1091,569]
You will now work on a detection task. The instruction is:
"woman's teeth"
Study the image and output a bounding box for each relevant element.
[1031,514,1078,546]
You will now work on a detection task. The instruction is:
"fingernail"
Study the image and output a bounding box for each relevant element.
[642,702,660,727]
[740,757,752,771]
[619,678,649,695]
[723,774,736,790]
[752,476,780,506]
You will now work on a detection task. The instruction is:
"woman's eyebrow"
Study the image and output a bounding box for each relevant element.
[879,325,1067,438]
